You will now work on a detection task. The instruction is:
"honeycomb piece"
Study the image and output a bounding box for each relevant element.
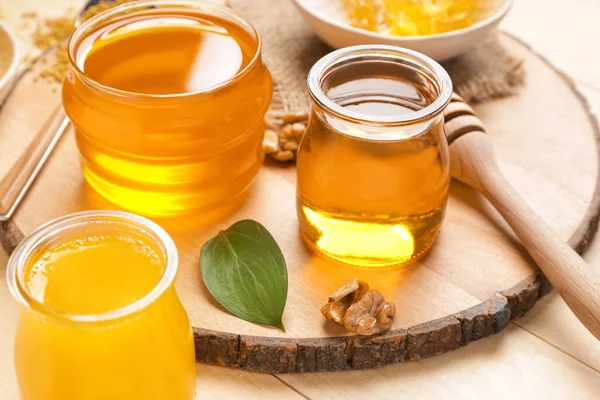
[344,0,497,36]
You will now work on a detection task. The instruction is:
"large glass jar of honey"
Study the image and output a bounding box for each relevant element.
[63,0,273,216]
[297,46,452,268]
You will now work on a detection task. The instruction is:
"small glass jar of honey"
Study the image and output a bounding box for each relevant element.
[7,210,196,399]
[297,46,452,268]
[63,0,273,216]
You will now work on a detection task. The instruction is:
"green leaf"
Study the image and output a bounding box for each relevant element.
[200,220,288,331]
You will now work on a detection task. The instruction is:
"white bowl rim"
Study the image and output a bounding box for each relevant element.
[0,21,20,92]
[293,0,513,42]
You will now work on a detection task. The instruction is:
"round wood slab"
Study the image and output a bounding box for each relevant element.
[1,34,599,373]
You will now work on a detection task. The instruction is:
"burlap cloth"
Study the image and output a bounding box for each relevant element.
[230,0,525,113]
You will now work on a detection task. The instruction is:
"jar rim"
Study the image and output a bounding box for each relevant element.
[6,210,179,323]
[307,45,453,126]
[67,0,263,100]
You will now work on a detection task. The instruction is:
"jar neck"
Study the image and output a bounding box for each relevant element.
[311,103,445,142]
[307,45,452,131]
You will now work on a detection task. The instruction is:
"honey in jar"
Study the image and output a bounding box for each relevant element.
[7,211,196,399]
[297,46,453,267]
[63,0,272,216]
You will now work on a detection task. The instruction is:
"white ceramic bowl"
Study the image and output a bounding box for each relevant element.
[0,21,20,105]
[291,0,512,62]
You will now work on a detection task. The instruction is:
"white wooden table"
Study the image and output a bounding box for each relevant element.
[1,0,599,398]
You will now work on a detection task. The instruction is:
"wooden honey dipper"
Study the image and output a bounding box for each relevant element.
[444,93,600,340]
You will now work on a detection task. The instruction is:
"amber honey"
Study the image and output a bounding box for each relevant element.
[63,0,272,216]
[8,211,196,399]
[297,46,452,267]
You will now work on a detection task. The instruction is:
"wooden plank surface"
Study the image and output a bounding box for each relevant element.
[1,0,600,398]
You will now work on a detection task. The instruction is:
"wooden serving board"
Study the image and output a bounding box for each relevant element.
[1,34,599,373]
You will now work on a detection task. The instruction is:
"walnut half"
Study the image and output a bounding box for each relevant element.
[321,279,396,336]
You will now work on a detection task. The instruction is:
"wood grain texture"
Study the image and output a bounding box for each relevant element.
[1,32,598,373]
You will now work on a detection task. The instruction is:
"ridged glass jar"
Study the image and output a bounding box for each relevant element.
[63,0,273,216]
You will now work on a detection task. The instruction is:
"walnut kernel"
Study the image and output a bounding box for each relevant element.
[321,280,395,336]
[263,111,308,162]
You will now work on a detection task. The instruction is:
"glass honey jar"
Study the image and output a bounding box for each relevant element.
[7,211,196,399]
[297,45,453,268]
[63,0,273,216]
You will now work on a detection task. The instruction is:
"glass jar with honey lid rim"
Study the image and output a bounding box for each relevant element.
[63,0,273,217]
[297,45,453,268]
